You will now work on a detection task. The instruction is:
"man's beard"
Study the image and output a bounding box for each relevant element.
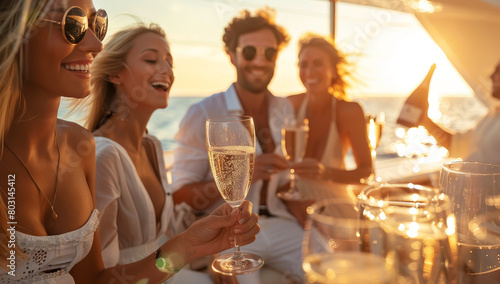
[237,67,274,94]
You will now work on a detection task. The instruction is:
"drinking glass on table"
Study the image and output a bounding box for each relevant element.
[206,115,264,275]
[440,161,500,283]
[358,183,457,284]
[303,198,398,283]
[277,116,309,201]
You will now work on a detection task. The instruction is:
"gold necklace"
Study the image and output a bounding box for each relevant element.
[5,131,60,220]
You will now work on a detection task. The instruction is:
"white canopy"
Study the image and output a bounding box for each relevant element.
[335,0,500,105]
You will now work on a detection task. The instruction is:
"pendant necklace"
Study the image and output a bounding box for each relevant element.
[5,131,60,220]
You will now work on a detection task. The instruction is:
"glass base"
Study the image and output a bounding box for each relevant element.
[276,190,304,201]
[212,252,264,275]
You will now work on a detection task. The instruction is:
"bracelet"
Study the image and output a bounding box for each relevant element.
[154,248,181,274]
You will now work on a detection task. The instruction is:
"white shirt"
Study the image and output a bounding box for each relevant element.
[450,106,500,165]
[172,84,296,219]
[94,135,175,267]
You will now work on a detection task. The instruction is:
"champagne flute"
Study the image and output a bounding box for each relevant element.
[440,161,500,283]
[367,112,385,152]
[206,115,264,275]
[362,112,385,185]
[277,116,309,201]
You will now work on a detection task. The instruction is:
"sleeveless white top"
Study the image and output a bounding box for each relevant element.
[296,96,353,201]
[297,96,345,169]
[0,209,99,284]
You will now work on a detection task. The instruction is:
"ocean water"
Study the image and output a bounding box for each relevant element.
[59,96,488,155]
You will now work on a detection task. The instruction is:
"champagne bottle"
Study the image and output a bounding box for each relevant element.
[397,64,436,128]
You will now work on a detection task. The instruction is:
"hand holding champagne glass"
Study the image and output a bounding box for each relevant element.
[206,116,264,275]
[277,116,309,201]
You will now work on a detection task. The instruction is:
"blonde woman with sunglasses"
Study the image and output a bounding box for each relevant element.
[0,0,259,283]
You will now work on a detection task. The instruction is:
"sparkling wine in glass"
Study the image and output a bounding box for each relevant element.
[362,112,385,185]
[206,116,264,275]
[277,117,309,201]
[367,112,385,151]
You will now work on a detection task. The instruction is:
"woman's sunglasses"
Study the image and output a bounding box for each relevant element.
[236,46,278,62]
[42,6,108,45]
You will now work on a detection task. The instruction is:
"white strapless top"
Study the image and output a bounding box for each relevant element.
[0,209,99,284]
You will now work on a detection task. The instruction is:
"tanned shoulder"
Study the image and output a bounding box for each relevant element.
[56,119,95,167]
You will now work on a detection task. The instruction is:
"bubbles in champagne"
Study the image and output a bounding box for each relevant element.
[208,145,255,207]
[281,126,309,162]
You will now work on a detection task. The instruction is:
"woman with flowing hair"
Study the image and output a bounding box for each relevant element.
[0,0,259,282]
[288,32,373,185]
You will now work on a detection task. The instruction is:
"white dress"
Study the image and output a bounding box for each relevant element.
[94,135,210,284]
[94,135,175,267]
[0,209,99,284]
[296,95,345,169]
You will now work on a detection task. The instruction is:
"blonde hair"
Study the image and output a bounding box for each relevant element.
[0,0,47,264]
[298,32,350,100]
[83,23,167,131]
[0,0,50,156]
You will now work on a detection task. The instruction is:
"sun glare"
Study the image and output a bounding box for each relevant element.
[92,0,473,98]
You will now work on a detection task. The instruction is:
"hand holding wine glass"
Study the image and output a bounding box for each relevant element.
[206,116,264,275]
[277,116,309,201]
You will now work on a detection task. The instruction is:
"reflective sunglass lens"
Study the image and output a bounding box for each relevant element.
[265,48,278,61]
[239,46,277,61]
[64,7,87,44]
[242,46,257,61]
[94,9,108,41]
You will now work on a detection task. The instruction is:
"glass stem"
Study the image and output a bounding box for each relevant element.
[232,230,244,260]
[289,168,296,192]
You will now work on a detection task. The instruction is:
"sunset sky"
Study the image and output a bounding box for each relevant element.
[92,0,474,99]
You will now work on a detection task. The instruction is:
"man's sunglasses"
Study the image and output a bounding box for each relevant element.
[42,6,108,45]
[236,46,278,62]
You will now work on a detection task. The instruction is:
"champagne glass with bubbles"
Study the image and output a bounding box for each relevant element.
[206,115,264,275]
[277,116,309,200]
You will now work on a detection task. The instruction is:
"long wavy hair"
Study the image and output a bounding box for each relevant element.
[298,32,351,100]
[0,0,50,156]
[0,0,49,267]
[82,23,167,132]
